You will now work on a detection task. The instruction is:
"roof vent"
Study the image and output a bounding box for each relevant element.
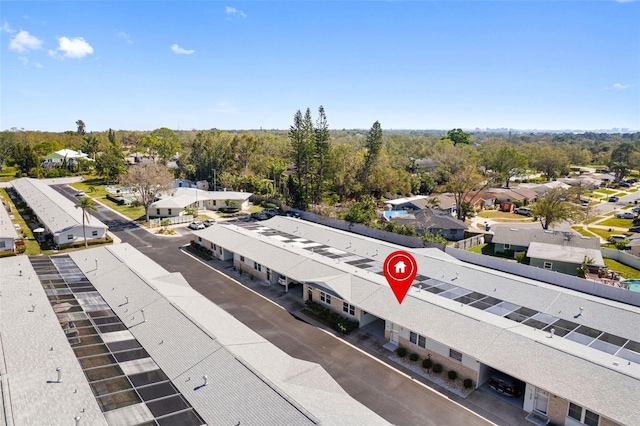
[549,328,555,338]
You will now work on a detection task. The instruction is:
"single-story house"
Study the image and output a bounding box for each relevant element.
[389,208,468,241]
[191,216,640,426]
[517,181,571,196]
[486,187,538,211]
[149,187,252,218]
[11,178,108,246]
[383,195,429,211]
[0,200,19,252]
[464,191,497,211]
[526,242,605,276]
[43,149,92,166]
[492,227,600,256]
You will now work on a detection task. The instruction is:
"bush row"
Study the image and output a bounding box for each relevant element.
[304,300,359,335]
[395,347,474,389]
[190,241,213,257]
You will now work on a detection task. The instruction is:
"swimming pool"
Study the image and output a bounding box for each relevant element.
[622,280,640,293]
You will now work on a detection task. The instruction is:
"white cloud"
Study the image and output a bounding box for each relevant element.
[9,30,42,53]
[116,31,133,44]
[225,6,247,18]
[608,83,633,90]
[50,36,94,59]
[1,22,15,33]
[170,44,195,55]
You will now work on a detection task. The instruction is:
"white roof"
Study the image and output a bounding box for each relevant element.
[194,216,640,425]
[68,244,387,426]
[527,242,605,267]
[45,149,89,159]
[149,187,251,209]
[383,195,427,206]
[11,178,108,234]
[0,197,19,239]
[0,256,107,426]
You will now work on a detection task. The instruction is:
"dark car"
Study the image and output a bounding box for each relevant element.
[609,196,619,202]
[619,182,631,188]
[251,211,269,221]
[285,211,300,218]
[630,225,640,233]
[203,219,216,227]
[627,179,638,184]
[262,208,278,218]
[488,372,524,397]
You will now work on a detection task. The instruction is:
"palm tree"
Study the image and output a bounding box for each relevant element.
[74,196,98,248]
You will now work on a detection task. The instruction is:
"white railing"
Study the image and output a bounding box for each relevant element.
[149,215,194,228]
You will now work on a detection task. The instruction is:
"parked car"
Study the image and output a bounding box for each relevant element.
[488,371,524,397]
[627,179,638,184]
[609,196,619,202]
[629,226,640,233]
[285,211,300,218]
[609,234,629,243]
[188,221,205,230]
[619,182,631,188]
[203,219,216,227]
[74,190,86,197]
[633,206,640,213]
[251,211,269,221]
[615,211,636,219]
[581,199,590,207]
[263,208,279,218]
[514,207,532,216]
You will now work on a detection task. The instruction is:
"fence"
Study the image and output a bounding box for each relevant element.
[454,234,487,250]
[445,247,640,307]
[291,209,445,250]
[149,215,194,228]
[601,247,640,270]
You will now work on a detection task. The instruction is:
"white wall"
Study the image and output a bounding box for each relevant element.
[54,226,106,245]
[398,327,479,372]
[0,237,16,251]
[601,247,640,270]
[150,207,185,217]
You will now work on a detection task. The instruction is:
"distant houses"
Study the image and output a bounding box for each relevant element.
[148,187,252,218]
[42,149,92,166]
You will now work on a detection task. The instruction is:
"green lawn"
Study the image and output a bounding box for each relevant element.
[595,189,617,195]
[584,215,606,224]
[476,211,533,221]
[0,166,18,182]
[586,227,632,241]
[571,226,598,238]
[467,243,487,254]
[69,178,145,221]
[598,218,634,228]
[98,197,146,220]
[0,188,40,255]
[604,259,640,280]
[249,205,264,213]
[69,178,109,197]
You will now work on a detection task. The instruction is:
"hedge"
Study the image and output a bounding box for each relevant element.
[447,370,457,380]
[409,353,419,362]
[396,347,407,358]
[422,358,433,370]
[432,363,443,374]
[304,300,359,335]
[463,378,473,389]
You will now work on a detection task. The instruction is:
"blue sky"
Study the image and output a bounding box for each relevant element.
[1,1,639,132]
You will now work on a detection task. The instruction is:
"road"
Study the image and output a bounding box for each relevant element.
[54,185,493,426]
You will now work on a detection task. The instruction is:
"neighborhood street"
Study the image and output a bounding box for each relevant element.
[52,184,501,426]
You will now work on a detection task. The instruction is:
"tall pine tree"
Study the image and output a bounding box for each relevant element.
[312,106,331,205]
[361,121,383,194]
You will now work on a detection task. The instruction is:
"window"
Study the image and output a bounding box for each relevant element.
[0,241,5,248]
[240,256,245,262]
[67,234,74,240]
[213,200,217,206]
[320,291,331,304]
[168,209,172,215]
[156,209,160,215]
[254,262,262,272]
[449,349,463,362]
[92,231,98,236]
[568,403,599,426]
[211,242,215,249]
[504,244,511,250]
[409,331,426,348]
[198,237,202,242]
[544,261,553,270]
[266,269,271,281]
[342,302,355,316]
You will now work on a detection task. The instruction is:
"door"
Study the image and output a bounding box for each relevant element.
[307,287,313,302]
[534,389,549,415]
[390,323,399,345]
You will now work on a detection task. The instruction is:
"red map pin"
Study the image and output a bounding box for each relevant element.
[383,250,418,304]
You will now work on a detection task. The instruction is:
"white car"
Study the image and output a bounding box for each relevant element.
[614,211,636,219]
[188,221,205,230]
[74,190,86,197]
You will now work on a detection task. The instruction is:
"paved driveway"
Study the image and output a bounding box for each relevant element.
[52,184,506,426]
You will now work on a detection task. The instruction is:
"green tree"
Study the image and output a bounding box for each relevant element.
[288,109,314,209]
[95,149,126,183]
[312,105,331,204]
[119,162,174,222]
[528,145,569,181]
[344,195,377,226]
[74,196,98,248]
[361,121,383,193]
[530,187,585,230]
[82,135,100,159]
[608,142,638,182]
[187,130,234,184]
[0,131,18,171]
[12,142,42,174]
[443,128,471,146]
[76,120,86,136]
[481,140,528,187]
[150,127,182,164]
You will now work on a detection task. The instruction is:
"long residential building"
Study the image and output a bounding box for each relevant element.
[11,178,108,246]
[0,243,387,426]
[0,195,19,252]
[192,216,640,426]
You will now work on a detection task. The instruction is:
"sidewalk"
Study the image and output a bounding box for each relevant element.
[182,248,531,426]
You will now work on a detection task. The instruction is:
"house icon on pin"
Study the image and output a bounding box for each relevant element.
[394,261,406,275]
